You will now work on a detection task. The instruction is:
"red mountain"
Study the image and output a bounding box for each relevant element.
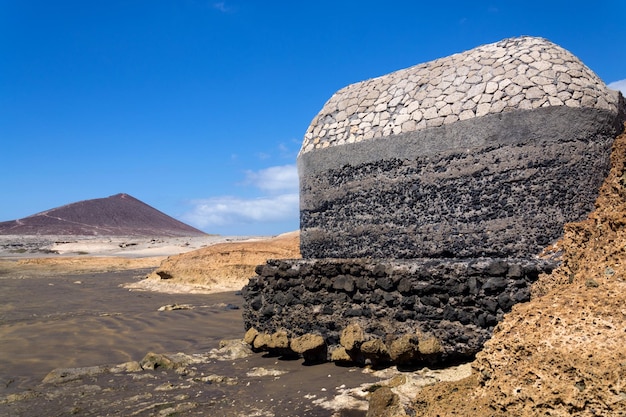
[0,193,207,237]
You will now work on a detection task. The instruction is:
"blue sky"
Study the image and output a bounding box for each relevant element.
[1,1,625,235]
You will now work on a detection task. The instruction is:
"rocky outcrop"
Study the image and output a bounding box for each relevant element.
[243,36,626,366]
[144,231,300,293]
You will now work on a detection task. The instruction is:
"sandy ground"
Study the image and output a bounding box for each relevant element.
[0,234,267,259]
[0,267,382,416]
[0,233,470,416]
[0,234,274,291]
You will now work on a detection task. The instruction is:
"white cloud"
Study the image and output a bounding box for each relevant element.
[608,79,626,95]
[181,164,299,235]
[244,164,298,193]
[182,193,299,229]
[212,2,232,13]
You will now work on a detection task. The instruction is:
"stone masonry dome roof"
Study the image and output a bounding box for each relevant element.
[301,36,620,154]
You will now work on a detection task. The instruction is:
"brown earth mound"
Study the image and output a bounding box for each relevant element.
[0,193,206,237]
[137,231,301,293]
[409,125,626,416]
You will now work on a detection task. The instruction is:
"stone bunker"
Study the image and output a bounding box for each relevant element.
[242,37,626,366]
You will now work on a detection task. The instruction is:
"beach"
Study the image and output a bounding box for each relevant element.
[0,235,470,416]
[0,267,380,416]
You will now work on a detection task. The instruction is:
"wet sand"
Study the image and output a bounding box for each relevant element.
[0,268,244,390]
[0,237,472,416]
[0,267,381,416]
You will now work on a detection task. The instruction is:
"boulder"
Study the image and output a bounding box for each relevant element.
[367,386,408,417]
[43,366,109,384]
[243,327,259,345]
[208,339,253,361]
[330,346,353,363]
[340,323,365,351]
[361,338,391,366]
[252,332,272,350]
[252,330,291,355]
[139,352,178,370]
[418,336,442,356]
[388,334,421,365]
[267,330,289,350]
[290,333,327,363]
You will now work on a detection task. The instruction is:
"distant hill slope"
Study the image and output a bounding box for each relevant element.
[0,193,207,237]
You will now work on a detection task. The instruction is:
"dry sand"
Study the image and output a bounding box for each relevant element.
[0,232,471,416]
[0,233,267,259]
[0,233,272,290]
[0,266,381,416]
[134,230,301,293]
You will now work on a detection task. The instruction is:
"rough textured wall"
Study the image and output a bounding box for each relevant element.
[300,36,619,153]
[243,37,626,365]
[243,258,556,364]
[299,36,625,259]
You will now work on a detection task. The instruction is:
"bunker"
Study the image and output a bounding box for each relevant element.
[243,36,625,365]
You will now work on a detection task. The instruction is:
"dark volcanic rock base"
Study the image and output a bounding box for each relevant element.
[299,106,623,259]
[242,258,557,363]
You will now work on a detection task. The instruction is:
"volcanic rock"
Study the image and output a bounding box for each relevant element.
[388,334,421,365]
[403,126,626,416]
